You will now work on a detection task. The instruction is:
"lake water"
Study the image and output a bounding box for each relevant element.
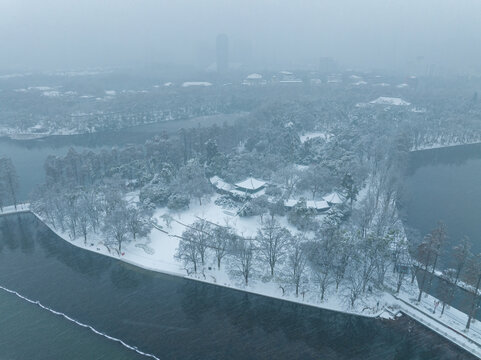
[402,143,481,267]
[0,213,473,360]
[0,112,245,201]
[1,125,479,359]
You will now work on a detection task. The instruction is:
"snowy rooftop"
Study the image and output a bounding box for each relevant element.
[323,192,344,204]
[246,73,262,79]
[307,200,330,210]
[234,177,266,191]
[181,82,212,87]
[285,199,330,210]
[370,97,410,106]
[209,176,232,191]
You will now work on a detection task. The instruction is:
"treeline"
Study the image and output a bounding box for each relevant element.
[32,185,152,253]
[0,157,19,210]
[175,207,407,308]
[42,99,369,204]
[413,222,481,330]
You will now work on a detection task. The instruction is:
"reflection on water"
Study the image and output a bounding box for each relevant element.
[402,142,481,261]
[0,213,474,359]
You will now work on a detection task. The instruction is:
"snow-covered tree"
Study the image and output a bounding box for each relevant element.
[256,217,291,277]
[103,207,130,254]
[231,239,255,286]
[285,234,308,297]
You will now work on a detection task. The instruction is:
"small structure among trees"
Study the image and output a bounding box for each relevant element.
[234,177,266,194]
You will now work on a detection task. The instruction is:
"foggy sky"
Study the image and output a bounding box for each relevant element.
[1,0,481,74]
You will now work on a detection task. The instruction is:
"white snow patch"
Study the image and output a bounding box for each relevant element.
[370,97,410,106]
[28,86,53,91]
[42,91,61,97]
[300,131,332,142]
[182,82,212,87]
[234,177,266,191]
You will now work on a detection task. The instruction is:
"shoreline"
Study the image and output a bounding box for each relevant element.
[410,140,481,152]
[3,206,481,358]
[0,112,249,143]
[0,206,384,319]
[27,210,386,320]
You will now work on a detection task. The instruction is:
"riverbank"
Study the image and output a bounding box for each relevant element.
[3,204,481,357]
[1,202,388,318]
[0,203,31,215]
[411,140,481,152]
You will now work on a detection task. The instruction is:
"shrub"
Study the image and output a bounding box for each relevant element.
[167,193,190,210]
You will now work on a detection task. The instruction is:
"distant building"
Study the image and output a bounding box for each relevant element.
[209,176,266,200]
[323,192,344,206]
[278,71,302,84]
[284,199,330,213]
[242,73,265,86]
[216,34,229,74]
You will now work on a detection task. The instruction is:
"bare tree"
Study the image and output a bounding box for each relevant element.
[77,196,91,245]
[346,266,364,308]
[231,239,255,286]
[333,236,350,291]
[176,236,200,273]
[452,237,471,286]
[209,224,234,270]
[274,165,301,199]
[465,254,481,330]
[429,222,446,279]
[356,235,378,294]
[187,219,212,266]
[126,206,151,241]
[174,159,212,205]
[416,236,435,302]
[256,217,290,277]
[103,207,130,254]
[286,234,308,297]
[64,192,80,239]
[439,268,456,316]
[307,234,337,301]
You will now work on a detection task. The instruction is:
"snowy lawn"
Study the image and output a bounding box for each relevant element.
[28,194,388,318]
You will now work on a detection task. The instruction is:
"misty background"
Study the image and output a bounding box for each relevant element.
[1,0,481,74]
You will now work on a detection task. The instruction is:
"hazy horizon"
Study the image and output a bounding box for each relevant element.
[1,0,481,75]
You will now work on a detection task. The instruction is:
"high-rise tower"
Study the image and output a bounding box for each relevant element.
[216,34,229,74]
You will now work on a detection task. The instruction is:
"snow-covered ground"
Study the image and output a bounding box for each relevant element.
[299,131,332,143]
[392,277,481,358]
[0,203,31,215]
[370,97,411,106]
[181,82,212,87]
[4,196,386,318]
[411,140,481,151]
